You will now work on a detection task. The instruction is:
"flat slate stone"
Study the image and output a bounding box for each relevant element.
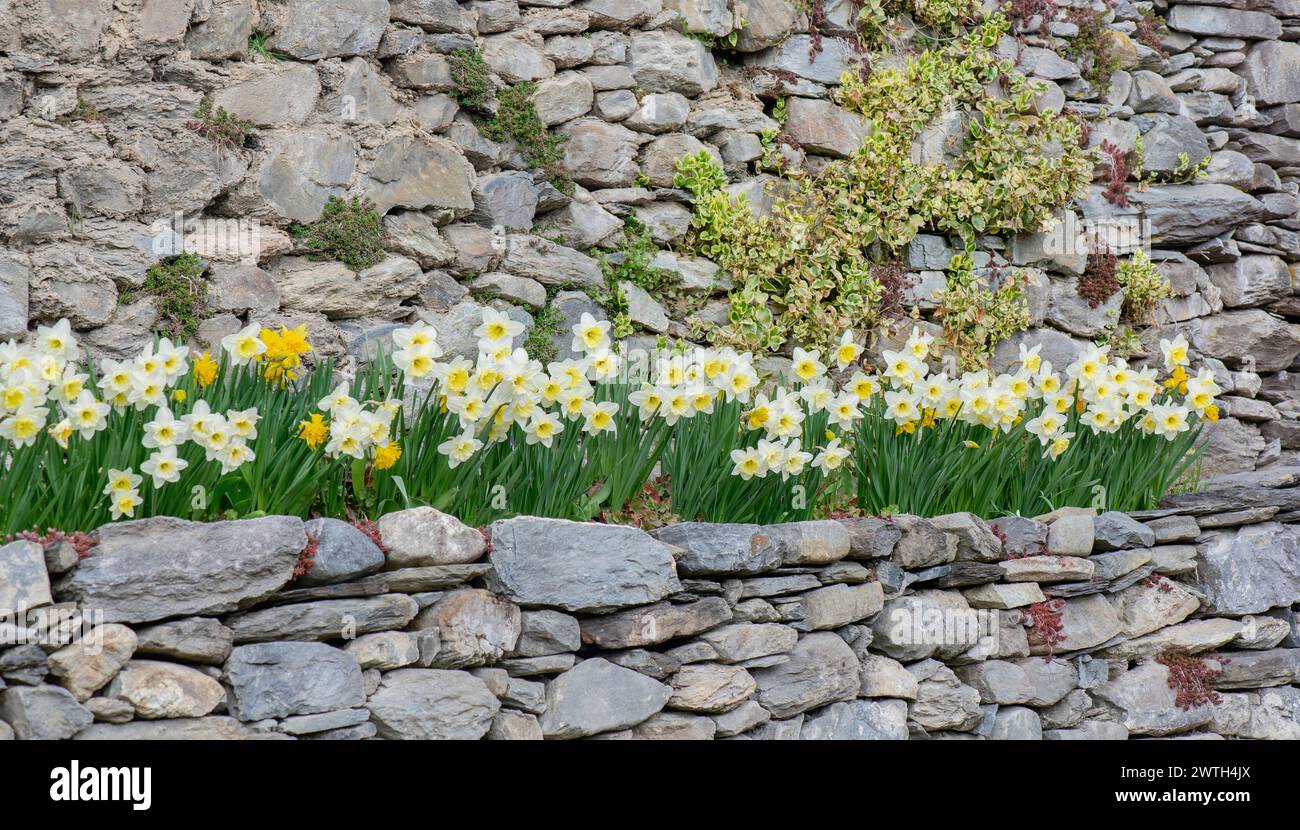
[490,517,681,612]
[224,594,419,643]
[225,642,365,721]
[263,564,491,605]
[539,658,672,739]
[650,522,785,576]
[57,516,305,624]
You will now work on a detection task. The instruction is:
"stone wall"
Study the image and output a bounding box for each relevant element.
[2,466,1298,740]
[2,0,1300,479]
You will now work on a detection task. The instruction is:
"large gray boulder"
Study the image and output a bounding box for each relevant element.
[501,234,605,289]
[1031,594,1122,655]
[389,0,474,32]
[579,597,733,650]
[412,589,521,668]
[134,617,234,665]
[1188,309,1300,372]
[0,250,29,341]
[745,34,857,84]
[1167,4,1281,39]
[274,256,427,321]
[364,133,476,217]
[733,0,798,51]
[628,30,718,96]
[650,523,785,576]
[488,518,681,613]
[799,699,908,740]
[240,130,358,222]
[0,686,93,740]
[299,518,386,586]
[376,506,485,567]
[57,517,306,625]
[366,669,500,739]
[211,61,321,128]
[47,624,137,701]
[1124,184,1266,246]
[74,716,287,740]
[1205,256,1292,309]
[560,119,642,188]
[751,632,860,718]
[0,539,52,612]
[261,0,388,59]
[539,658,672,738]
[783,97,869,158]
[1197,523,1300,615]
[1238,40,1300,106]
[1093,662,1215,736]
[224,642,365,721]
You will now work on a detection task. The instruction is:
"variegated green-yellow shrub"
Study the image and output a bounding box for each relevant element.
[675,16,1091,357]
[933,252,1031,370]
[856,0,985,44]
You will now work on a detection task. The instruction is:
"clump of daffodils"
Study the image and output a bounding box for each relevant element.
[861,328,1218,459]
[383,309,632,465]
[304,380,402,469]
[0,320,194,468]
[371,310,1221,480]
[221,322,313,384]
[0,319,313,522]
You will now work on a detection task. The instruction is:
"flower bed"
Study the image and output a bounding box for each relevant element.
[0,308,1220,535]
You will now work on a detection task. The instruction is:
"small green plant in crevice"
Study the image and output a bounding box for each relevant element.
[771,96,788,126]
[248,29,288,61]
[522,299,563,363]
[677,15,748,50]
[757,128,792,174]
[595,218,676,297]
[933,253,1030,370]
[1116,248,1171,324]
[591,217,693,339]
[1100,322,1141,360]
[1062,0,1121,91]
[56,97,105,126]
[1166,150,1211,184]
[479,83,570,194]
[448,47,495,110]
[674,150,728,196]
[1134,9,1168,58]
[64,201,84,235]
[186,98,253,152]
[447,47,569,192]
[295,195,386,272]
[119,253,208,342]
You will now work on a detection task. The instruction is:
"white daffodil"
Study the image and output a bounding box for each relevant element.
[221,324,267,367]
[141,446,189,488]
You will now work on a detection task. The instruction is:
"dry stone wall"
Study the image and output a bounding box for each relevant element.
[3,0,1300,479]
[1,467,1298,740]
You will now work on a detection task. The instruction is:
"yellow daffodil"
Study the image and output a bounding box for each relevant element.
[298,413,329,449]
[193,352,219,388]
[373,441,402,470]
